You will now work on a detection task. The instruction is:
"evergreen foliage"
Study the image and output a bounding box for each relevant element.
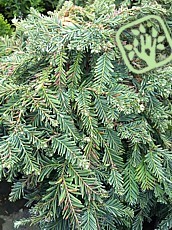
[0,0,88,23]
[0,0,171,229]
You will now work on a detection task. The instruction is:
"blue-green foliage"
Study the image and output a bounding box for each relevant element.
[0,1,171,229]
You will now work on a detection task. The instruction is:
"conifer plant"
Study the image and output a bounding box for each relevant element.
[0,0,171,229]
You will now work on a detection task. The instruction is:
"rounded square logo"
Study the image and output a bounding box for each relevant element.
[116,15,172,74]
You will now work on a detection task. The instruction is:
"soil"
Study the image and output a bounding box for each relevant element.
[0,181,39,230]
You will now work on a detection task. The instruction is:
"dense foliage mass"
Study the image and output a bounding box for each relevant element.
[0,0,88,36]
[0,0,171,229]
[0,0,88,24]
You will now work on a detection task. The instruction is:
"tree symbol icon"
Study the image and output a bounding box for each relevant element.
[124,24,166,68]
